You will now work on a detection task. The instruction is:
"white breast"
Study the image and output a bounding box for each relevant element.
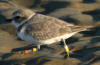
[17,27,39,44]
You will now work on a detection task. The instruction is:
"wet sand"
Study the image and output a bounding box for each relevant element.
[0,0,100,65]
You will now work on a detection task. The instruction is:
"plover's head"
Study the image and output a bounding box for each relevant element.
[12,9,35,28]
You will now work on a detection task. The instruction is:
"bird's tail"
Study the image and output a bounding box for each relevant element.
[83,26,94,31]
[70,26,94,32]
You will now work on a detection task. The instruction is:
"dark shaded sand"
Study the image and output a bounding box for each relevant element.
[0,0,100,65]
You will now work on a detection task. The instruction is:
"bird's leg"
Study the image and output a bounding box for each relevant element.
[62,39,70,57]
[37,45,41,50]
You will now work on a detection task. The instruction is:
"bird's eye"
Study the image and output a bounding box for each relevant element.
[14,16,20,20]
[13,16,26,23]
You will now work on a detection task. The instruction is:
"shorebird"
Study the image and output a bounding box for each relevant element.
[11,8,92,56]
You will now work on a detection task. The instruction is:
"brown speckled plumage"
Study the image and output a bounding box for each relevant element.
[22,14,87,40]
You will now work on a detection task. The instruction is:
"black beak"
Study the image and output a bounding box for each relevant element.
[6,19,13,23]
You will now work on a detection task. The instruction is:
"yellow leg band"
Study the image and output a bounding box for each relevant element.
[32,48,37,52]
[65,48,69,52]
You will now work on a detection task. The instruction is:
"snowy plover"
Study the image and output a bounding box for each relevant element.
[11,9,92,56]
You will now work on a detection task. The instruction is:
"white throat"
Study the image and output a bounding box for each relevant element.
[12,20,20,28]
[12,13,36,28]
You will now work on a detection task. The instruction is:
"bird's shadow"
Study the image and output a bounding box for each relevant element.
[1,44,57,60]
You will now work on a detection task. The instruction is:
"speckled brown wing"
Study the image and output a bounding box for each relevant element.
[24,14,86,40]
